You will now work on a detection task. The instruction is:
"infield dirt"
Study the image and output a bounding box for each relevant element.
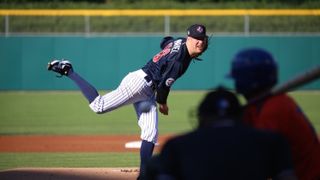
[0,135,173,180]
[0,167,139,180]
[0,135,172,152]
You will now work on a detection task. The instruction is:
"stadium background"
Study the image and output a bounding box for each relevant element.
[0,35,320,90]
[1,1,320,90]
[0,0,319,178]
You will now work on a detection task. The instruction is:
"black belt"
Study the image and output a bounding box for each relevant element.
[144,75,152,83]
[144,76,156,91]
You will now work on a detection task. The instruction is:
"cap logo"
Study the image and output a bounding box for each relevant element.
[197,26,203,33]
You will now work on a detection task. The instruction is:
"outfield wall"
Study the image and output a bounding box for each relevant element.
[0,35,319,90]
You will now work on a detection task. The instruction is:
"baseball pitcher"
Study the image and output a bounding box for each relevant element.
[47,24,209,178]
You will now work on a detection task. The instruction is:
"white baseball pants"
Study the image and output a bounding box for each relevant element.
[89,69,158,143]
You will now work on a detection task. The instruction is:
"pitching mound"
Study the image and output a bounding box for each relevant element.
[0,135,173,152]
[0,167,139,180]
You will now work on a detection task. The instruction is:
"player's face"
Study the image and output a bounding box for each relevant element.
[189,36,207,56]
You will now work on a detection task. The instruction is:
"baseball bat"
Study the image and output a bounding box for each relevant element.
[246,65,320,106]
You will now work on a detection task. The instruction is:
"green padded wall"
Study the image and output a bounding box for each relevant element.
[0,35,319,90]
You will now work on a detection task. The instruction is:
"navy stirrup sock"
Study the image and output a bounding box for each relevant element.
[68,71,99,103]
[140,140,155,176]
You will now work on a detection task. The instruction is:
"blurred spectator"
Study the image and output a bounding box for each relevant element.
[143,87,297,180]
[229,47,320,180]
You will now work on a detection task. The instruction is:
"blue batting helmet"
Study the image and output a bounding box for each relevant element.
[229,48,278,96]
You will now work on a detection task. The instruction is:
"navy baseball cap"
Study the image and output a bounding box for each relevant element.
[187,24,207,40]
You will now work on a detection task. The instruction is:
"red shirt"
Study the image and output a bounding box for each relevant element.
[244,94,320,180]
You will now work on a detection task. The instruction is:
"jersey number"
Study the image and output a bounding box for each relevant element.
[153,48,171,63]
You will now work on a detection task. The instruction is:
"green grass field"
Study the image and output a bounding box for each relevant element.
[0,91,206,135]
[0,90,319,170]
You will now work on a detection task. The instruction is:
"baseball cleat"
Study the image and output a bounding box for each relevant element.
[60,60,73,75]
[47,60,60,71]
[47,59,73,77]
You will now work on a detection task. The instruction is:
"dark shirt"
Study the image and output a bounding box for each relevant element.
[159,124,293,180]
[142,38,192,104]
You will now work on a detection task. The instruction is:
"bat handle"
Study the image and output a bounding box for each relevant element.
[272,65,320,95]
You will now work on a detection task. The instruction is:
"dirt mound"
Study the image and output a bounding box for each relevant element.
[0,167,139,180]
[0,135,172,152]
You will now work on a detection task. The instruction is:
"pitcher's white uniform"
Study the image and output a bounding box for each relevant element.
[89,69,158,143]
